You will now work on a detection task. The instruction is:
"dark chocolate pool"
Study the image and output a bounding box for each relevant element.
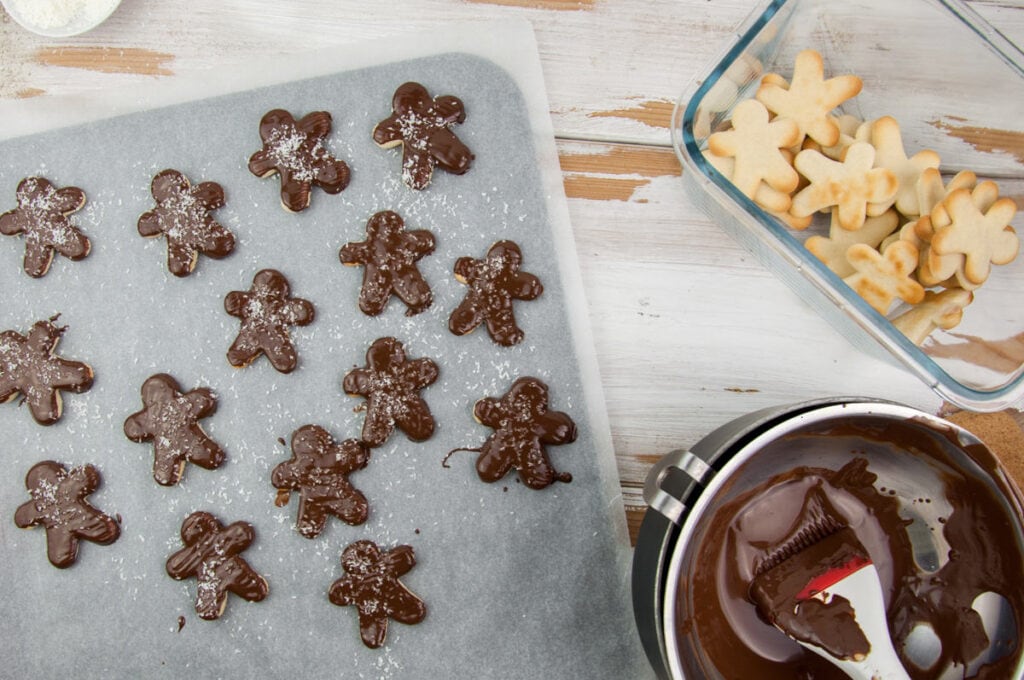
[633,400,1024,680]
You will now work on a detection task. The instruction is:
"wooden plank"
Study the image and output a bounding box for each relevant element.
[465,0,596,8]
[2,2,1022,148]
[0,0,755,145]
[34,46,174,75]
[930,117,1024,166]
[559,142,681,202]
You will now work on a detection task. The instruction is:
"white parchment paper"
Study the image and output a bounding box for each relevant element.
[0,21,652,680]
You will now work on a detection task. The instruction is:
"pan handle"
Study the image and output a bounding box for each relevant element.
[643,449,715,526]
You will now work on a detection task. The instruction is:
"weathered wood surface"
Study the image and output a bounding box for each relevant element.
[2,0,1024,542]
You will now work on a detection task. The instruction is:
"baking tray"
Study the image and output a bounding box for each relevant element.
[0,21,651,679]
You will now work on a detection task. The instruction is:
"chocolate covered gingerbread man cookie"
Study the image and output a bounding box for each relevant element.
[166,511,269,621]
[224,269,315,374]
[14,460,121,568]
[456,376,577,490]
[328,540,426,649]
[339,210,436,317]
[343,337,438,447]
[271,424,370,538]
[137,169,235,277]
[373,81,473,190]
[449,240,543,346]
[248,109,350,212]
[123,373,226,486]
[0,317,93,425]
[0,176,90,278]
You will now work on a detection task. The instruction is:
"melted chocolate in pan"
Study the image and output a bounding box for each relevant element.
[680,416,1024,679]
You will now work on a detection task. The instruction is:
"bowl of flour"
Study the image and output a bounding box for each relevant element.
[2,0,121,37]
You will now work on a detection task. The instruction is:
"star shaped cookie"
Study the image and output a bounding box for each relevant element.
[0,317,93,425]
[328,540,426,649]
[224,269,315,374]
[373,81,473,190]
[339,210,435,316]
[271,424,370,538]
[123,373,225,486]
[342,337,438,447]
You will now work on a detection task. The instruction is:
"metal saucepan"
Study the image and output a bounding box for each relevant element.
[631,398,1024,679]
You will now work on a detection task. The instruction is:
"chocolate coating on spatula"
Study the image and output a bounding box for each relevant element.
[686,419,1024,679]
[748,487,871,661]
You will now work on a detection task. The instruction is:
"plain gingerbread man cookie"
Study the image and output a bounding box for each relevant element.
[756,49,862,146]
[929,187,1018,286]
[707,99,800,199]
[792,143,898,231]
[843,241,925,314]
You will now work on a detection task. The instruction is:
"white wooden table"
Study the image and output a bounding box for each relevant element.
[3,0,1024,538]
